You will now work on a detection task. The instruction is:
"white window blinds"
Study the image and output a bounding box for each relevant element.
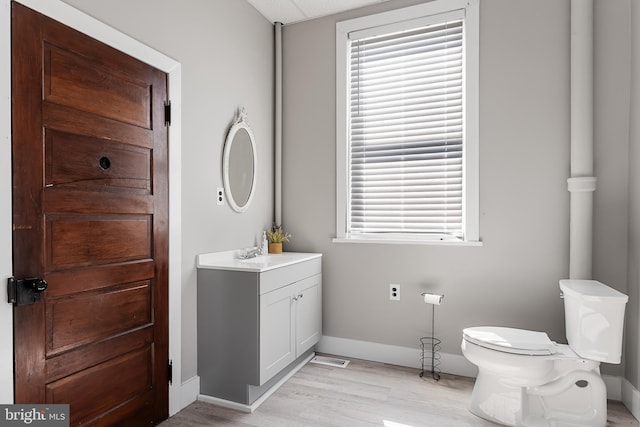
[348,18,464,238]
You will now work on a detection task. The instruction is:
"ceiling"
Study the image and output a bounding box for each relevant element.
[246,0,392,25]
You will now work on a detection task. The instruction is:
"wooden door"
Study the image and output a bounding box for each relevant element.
[11,3,169,425]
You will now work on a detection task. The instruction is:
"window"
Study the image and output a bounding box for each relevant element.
[335,0,479,244]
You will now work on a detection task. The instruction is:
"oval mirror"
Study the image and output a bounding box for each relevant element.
[223,108,257,212]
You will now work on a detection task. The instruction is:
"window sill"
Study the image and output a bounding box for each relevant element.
[332,236,483,247]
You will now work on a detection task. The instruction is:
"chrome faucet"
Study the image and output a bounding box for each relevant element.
[240,247,262,259]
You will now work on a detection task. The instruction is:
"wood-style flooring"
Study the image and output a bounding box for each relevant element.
[161,355,639,426]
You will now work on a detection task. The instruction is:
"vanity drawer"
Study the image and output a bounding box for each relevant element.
[259,257,321,295]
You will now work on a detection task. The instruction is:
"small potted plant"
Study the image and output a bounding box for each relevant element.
[267,224,291,254]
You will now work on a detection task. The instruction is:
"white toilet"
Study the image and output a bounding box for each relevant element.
[461,279,628,427]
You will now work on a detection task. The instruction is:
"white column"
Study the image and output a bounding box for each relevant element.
[568,177,596,279]
[568,0,596,279]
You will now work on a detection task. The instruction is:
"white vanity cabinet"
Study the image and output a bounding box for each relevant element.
[196,251,322,408]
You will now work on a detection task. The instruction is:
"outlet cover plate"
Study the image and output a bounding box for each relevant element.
[390,284,400,301]
[217,187,224,206]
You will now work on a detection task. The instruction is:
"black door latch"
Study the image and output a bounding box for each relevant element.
[7,277,48,306]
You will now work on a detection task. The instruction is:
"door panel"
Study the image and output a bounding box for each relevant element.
[259,286,295,385]
[46,281,151,353]
[47,216,152,268]
[45,130,152,192]
[12,3,169,425]
[45,261,155,298]
[294,275,322,355]
[44,42,152,128]
[43,102,153,148]
[46,328,153,384]
[46,347,152,425]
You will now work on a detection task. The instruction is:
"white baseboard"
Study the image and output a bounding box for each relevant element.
[317,335,477,378]
[198,394,255,413]
[622,378,640,422]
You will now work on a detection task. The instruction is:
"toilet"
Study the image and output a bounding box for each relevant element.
[461,279,628,427]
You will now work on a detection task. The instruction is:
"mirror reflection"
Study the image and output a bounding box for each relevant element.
[228,128,254,207]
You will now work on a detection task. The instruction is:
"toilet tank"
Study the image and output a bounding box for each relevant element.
[559,279,628,364]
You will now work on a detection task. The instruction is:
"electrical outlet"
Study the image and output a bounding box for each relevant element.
[217,187,224,206]
[389,284,400,301]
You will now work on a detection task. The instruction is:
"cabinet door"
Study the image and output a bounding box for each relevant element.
[294,274,322,356]
[259,285,295,385]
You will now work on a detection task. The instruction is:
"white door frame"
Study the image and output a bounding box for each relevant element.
[0,0,184,415]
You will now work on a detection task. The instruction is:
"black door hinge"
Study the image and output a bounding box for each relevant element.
[168,359,173,385]
[164,101,171,126]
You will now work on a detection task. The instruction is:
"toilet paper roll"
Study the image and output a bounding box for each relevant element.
[423,293,444,305]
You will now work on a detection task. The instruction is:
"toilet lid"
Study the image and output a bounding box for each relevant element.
[463,326,556,355]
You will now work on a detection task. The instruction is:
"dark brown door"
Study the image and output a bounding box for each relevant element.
[11,3,169,425]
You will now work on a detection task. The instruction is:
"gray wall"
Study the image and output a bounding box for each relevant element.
[627,0,640,390]
[61,0,275,382]
[283,0,633,378]
[593,0,631,379]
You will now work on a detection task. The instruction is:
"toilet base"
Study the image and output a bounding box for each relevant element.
[469,369,608,427]
[468,370,522,426]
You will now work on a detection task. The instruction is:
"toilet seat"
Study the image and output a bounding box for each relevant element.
[463,326,557,356]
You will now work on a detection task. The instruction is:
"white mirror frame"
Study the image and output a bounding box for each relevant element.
[222,108,257,212]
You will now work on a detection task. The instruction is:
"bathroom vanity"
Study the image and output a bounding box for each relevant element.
[196,251,322,409]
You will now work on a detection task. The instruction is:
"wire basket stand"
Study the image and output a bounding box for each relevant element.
[419,293,443,381]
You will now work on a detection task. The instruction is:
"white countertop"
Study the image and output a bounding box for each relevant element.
[197,250,321,272]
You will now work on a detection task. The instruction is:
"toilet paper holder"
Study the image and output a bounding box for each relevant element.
[420,292,444,381]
